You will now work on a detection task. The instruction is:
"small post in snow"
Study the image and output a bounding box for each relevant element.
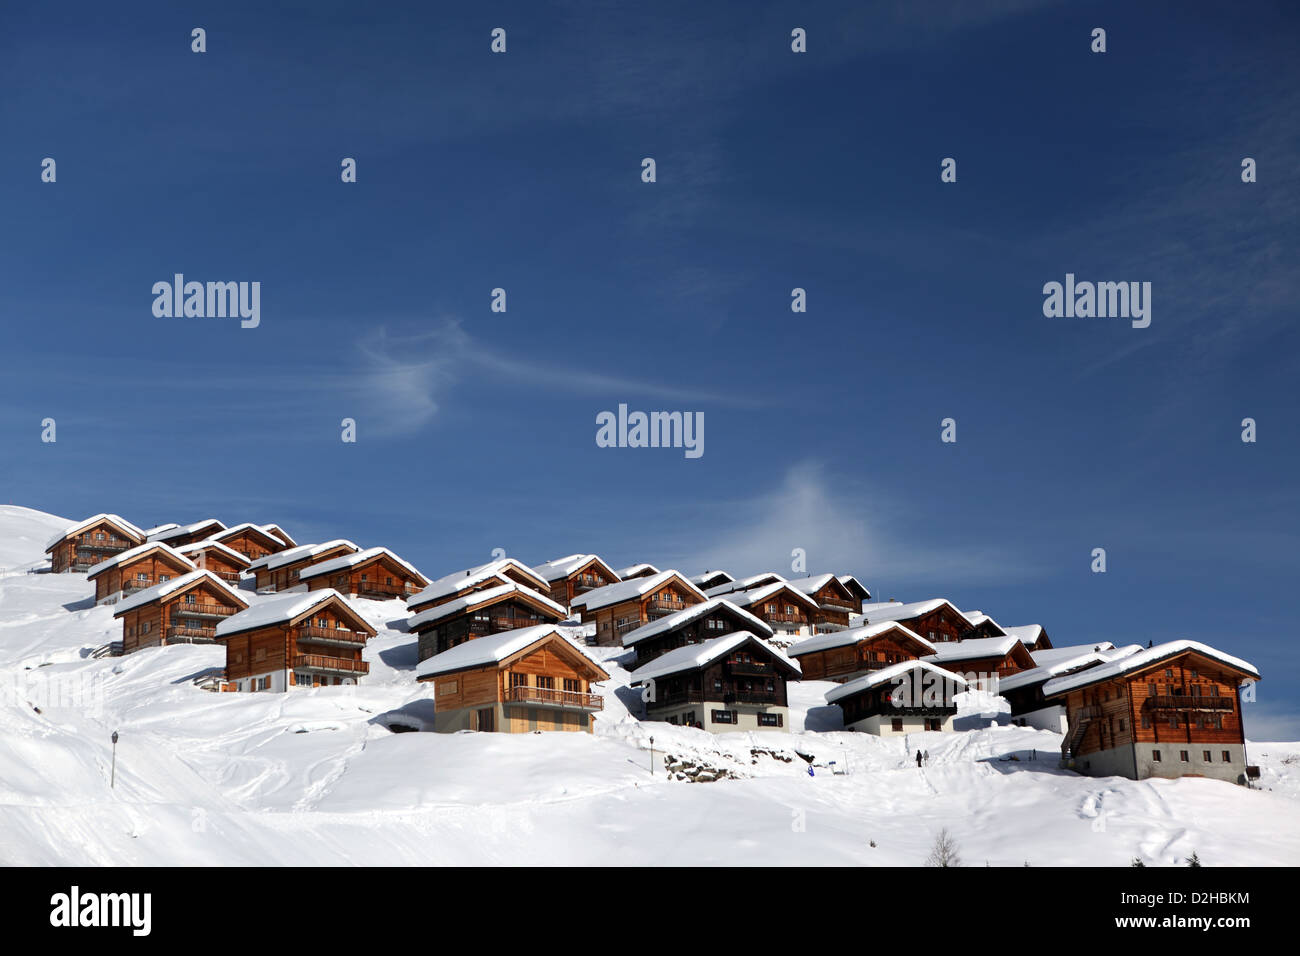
[110,730,119,788]
[649,736,655,776]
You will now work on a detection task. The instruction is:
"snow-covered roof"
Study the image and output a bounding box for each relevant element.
[570,570,705,611]
[825,660,968,704]
[215,588,370,638]
[113,569,247,616]
[408,582,567,630]
[1030,642,1114,668]
[45,513,145,550]
[703,572,786,598]
[415,625,608,680]
[788,620,936,658]
[922,635,1023,663]
[408,558,550,608]
[1043,640,1260,698]
[84,541,195,580]
[1003,624,1045,646]
[856,598,960,626]
[148,519,226,543]
[836,574,871,600]
[297,546,426,584]
[721,581,821,612]
[784,573,842,596]
[629,632,800,684]
[143,523,180,537]
[248,539,359,572]
[177,539,252,567]
[998,645,1142,694]
[259,524,298,547]
[531,553,618,583]
[620,598,773,647]
[615,563,660,579]
[689,570,735,588]
[212,522,285,547]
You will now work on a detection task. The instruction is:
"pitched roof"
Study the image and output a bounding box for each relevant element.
[177,539,252,568]
[689,570,735,588]
[147,519,227,543]
[855,598,962,626]
[614,563,660,579]
[415,625,609,680]
[998,644,1142,694]
[211,522,285,547]
[569,570,705,611]
[45,513,145,551]
[113,569,248,616]
[721,581,821,613]
[825,660,968,704]
[922,635,1024,663]
[408,558,550,608]
[1030,642,1115,668]
[85,541,195,580]
[1042,640,1260,698]
[704,572,786,598]
[1003,624,1046,646]
[836,575,871,601]
[787,620,936,658]
[215,588,373,638]
[247,539,359,572]
[629,631,800,683]
[407,582,567,630]
[297,546,427,585]
[531,553,619,583]
[620,598,773,647]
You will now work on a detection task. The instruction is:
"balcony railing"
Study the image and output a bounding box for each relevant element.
[615,618,647,635]
[76,539,133,554]
[171,602,240,619]
[723,690,778,705]
[296,626,368,647]
[1144,695,1234,712]
[468,616,550,636]
[727,660,772,677]
[167,625,219,643]
[759,613,804,624]
[819,599,857,612]
[505,685,603,710]
[572,579,604,594]
[351,580,421,599]
[646,599,688,614]
[293,654,369,676]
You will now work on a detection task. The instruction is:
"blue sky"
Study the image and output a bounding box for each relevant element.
[2,2,1298,737]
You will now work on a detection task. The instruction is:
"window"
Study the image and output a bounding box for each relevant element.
[891,718,904,732]
[136,572,148,582]
[476,708,495,732]
[511,673,528,688]
[536,676,555,690]
[711,710,736,724]
[1222,751,1231,762]
[713,678,723,692]
[186,592,196,604]
[563,678,580,693]
[1118,719,1125,732]
[1165,669,1173,678]
[1180,751,1189,762]
[1203,751,1211,762]
[757,713,783,727]
[1152,750,1161,762]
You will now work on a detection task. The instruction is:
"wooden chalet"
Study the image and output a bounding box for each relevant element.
[259,524,298,549]
[621,597,774,668]
[532,554,622,610]
[571,570,707,647]
[999,643,1139,733]
[85,541,196,606]
[112,569,249,654]
[298,546,429,600]
[923,635,1037,689]
[215,589,377,691]
[961,610,1009,641]
[786,573,860,632]
[630,631,801,733]
[826,661,968,735]
[614,563,660,580]
[416,625,609,733]
[788,621,937,682]
[246,539,359,592]
[177,540,251,587]
[690,570,735,591]
[1003,623,1054,651]
[836,575,872,610]
[720,582,822,637]
[1043,640,1260,784]
[210,522,289,562]
[409,582,569,662]
[45,514,145,573]
[856,599,974,645]
[147,518,227,549]
[407,558,553,617]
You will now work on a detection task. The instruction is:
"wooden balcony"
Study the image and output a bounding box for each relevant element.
[167,625,219,643]
[171,602,240,619]
[759,613,805,625]
[76,539,133,554]
[727,660,772,677]
[646,599,688,615]
[505,685,603,711]
[615,618,647,635]
[723,689,778,705]
[1143,695,1234,712]
[295,626,368,648]
[352,580,421,599]
[572,579,604,594]
[468,616,550,636]
[293,654,369,676]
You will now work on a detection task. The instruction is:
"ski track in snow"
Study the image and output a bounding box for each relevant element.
[2,504,1299,866]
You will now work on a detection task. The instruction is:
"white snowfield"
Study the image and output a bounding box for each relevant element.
[2,504,1299,866]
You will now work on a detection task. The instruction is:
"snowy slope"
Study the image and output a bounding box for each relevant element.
[2,504,1299,866]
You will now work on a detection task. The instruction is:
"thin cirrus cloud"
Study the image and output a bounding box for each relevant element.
[355,319,763,435]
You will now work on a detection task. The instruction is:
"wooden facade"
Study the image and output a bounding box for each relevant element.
[574,571,707,647]
[251,540,359,592]
[46,516,145,573]
[1046,646,1258,783]
[925,638,1037,688]
[859,600,972,645]
[86,543,195,606]
[178,541,251,587]
[727,583,822,636]
[790,623,934,682]
[408,559,551,616]
[827,662,966,735]
[788,575,859,632]
[217,591,377,692]
[212,523,289,562]
[113,571,249,654]
[411,586,567,662]
[535,555,622,610]
[417,628,609,734]
[149,519,227,549]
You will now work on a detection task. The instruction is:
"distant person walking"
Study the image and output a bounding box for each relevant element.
[916,751,923,769]
[924,750,930,765]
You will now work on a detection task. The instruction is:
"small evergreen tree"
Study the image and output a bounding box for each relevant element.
[1186,851,1201,867]
[1131,858,1146,867]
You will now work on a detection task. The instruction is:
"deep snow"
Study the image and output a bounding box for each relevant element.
[2,504,1298,866]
